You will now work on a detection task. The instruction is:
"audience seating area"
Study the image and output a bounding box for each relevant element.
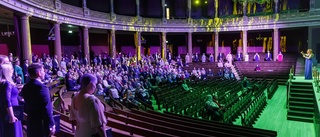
[234,53,297,85]
[23,74,281,137]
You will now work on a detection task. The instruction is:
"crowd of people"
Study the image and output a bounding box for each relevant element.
[1,50,282,136]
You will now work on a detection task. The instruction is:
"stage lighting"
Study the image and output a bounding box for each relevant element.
[205,1,207,4]
[68,30,73,33]
[195,0,200,5]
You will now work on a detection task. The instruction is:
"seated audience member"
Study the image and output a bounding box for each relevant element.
[209,54,214,62]
[136,88,152,105]
[265,51,272,61]
[122,89,141,107]
[226,52,233,64]
[109,84,120,100]
[217,69,223,76]
[217,61,223,68]
[236,52,242,61]
[207,69,214,77]
[193,53,199,62]
[201,53,206,62]
[253,53,260,61]
[278,51,283,61]
[201,68,206,79]
[254,64,261,71]
[241,77,251,90]
[205,95,222,121]
[182,80,193,92]
[217,53,224,62]
[66,73,80,91]
[244,53,249,61]
[185,53,190,64]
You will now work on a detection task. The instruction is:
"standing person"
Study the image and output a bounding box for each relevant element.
[14,59,24,84]
[301,49,314,80]
[0,60,23,137]
[21,63,56,137]
[22,59,29,83]
[69,74,107,137]
[0,55,9,65]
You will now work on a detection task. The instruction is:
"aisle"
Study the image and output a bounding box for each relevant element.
[254,85,315,137]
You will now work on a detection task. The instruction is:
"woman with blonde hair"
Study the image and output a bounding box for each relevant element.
[0,61,23,137]
[70,73,107,137]
[301,49,314,80]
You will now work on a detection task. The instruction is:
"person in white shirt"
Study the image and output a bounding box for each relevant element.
[202,53,206,62]
[110,84,119,100]
[185,53,190,64]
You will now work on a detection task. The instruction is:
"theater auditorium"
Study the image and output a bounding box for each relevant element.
[0,0,319,137]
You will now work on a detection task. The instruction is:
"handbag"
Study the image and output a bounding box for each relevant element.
[3,105,24,121]
[53,115,61,133]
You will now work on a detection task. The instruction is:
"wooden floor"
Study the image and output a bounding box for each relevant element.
[253,85,315,137]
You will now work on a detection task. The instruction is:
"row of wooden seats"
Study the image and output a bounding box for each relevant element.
[241,92,267,127]
[112,108,238,137]
[267,79,279,99]
[111,108,277,137]
[167,79,234,113]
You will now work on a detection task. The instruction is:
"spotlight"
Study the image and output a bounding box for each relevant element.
[204,1,207,4]
[195,0,200,5]
[68,30,72,33]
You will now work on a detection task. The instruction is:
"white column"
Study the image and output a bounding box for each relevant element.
[161,32,166,59]
[214,0,219,18]
[82,0,89,16]
[242,30,248,56]
[214,32,219,62]
[110,0,115,20]
[83,27,90,63]
[274,0,279,13]
[136,0,140,17]
[243,0,247,16]
[188,32,193,61]
[54,22,62,64]
[21,15,32,63]
[110,30,116,58]
[162,0,167,23]
[273,28,279,61]
[188,0,191,19]
[310,0,315,10]
[135,31,141,61]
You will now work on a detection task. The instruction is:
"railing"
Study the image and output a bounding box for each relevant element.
[286,67,294,108]
[313,67,320,93]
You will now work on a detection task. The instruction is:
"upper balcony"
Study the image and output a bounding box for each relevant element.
[1,0,320,32]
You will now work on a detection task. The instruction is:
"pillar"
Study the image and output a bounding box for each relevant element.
[188,32,193,61]
[54,22,62,64]
[162,0,167,23]
[242,30,248,56]
[243,0,247,16]
[110,30,116,58]
[136,0,140,17]
[273,28,279,61]
[274,0,279,13]
[310,0,315,11]
[214,0,219,18]
[110,0,115,20]
[214,32,219,62]
[21,15,32,64]
[135,31,141,61]
[188,0,191,19]
[82,0,89,16]
[83,27,90,63]
[161,32,166,59]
